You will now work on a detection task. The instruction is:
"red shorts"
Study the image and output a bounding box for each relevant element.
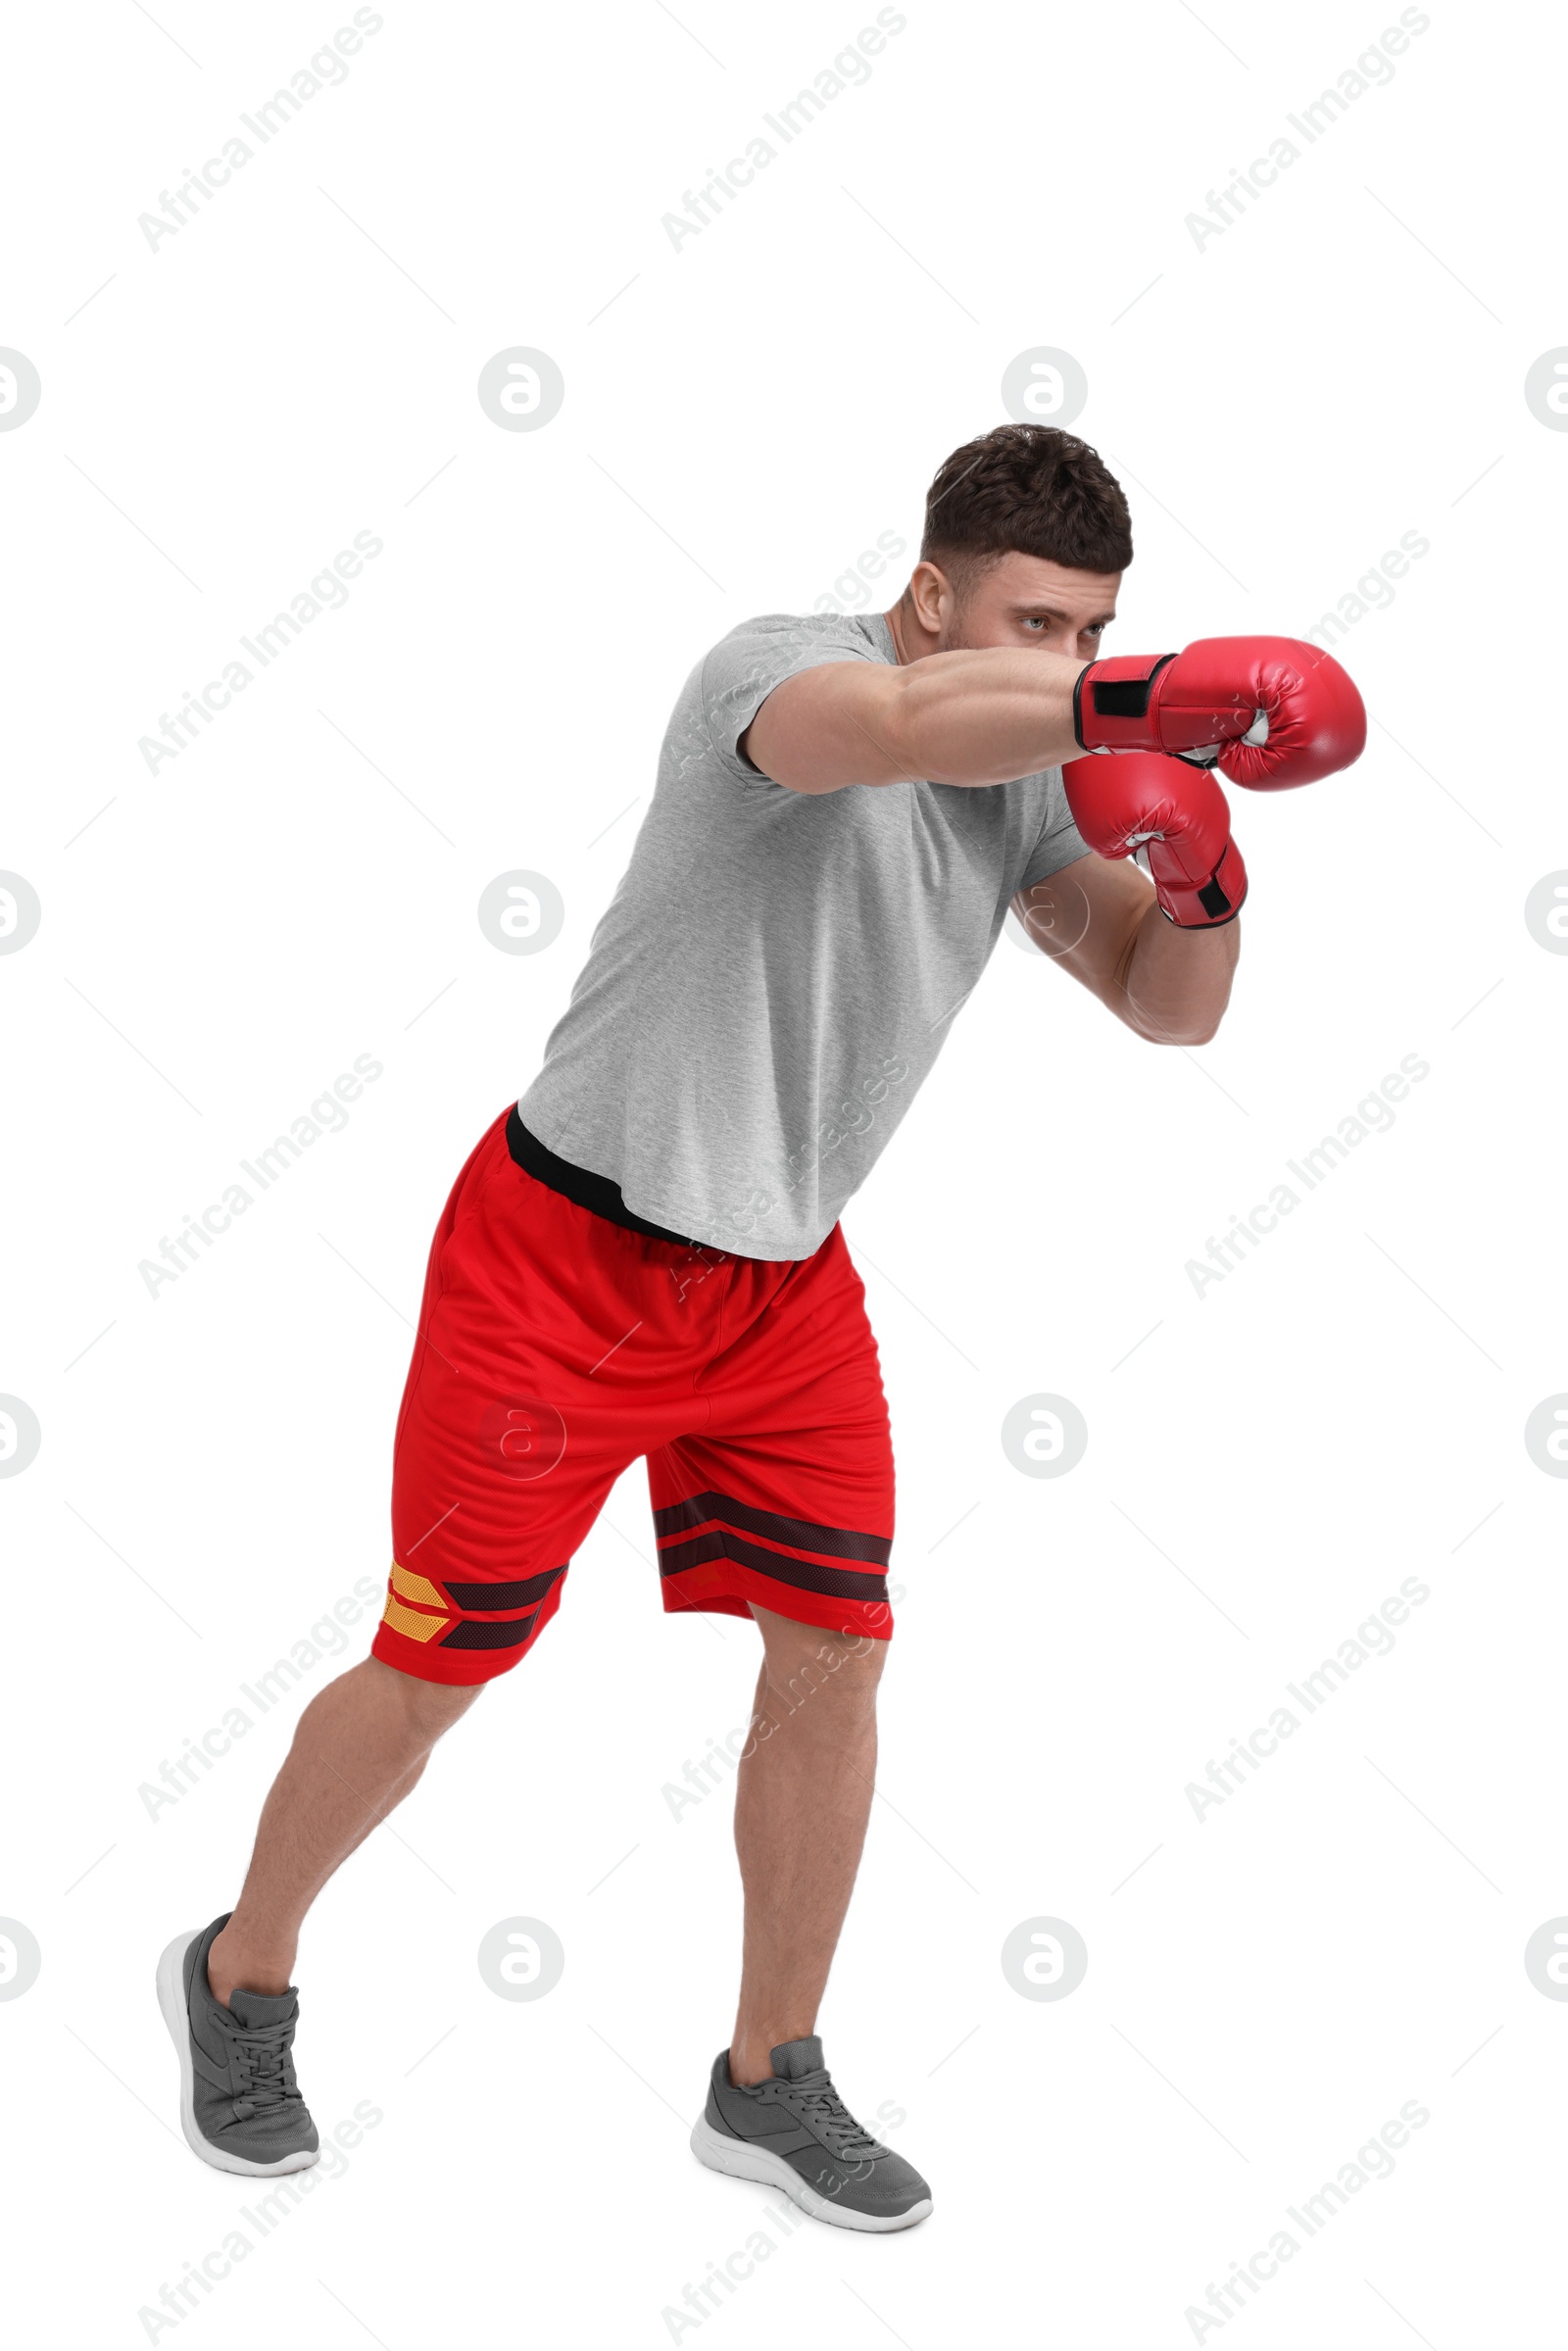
[373,1108,896,1685]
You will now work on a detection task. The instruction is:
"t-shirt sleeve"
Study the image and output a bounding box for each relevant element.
[701,616,881,785]
[1018,768,1092,890]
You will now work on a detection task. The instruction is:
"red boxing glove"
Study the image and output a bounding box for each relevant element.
[1073,636,1365,790]
[1062,753,1247,928]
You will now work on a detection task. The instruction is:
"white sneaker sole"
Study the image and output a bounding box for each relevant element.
[689,2113,932,2232]
[156,1929,320,2177]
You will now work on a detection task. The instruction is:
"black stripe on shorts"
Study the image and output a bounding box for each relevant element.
[438,1566,564,1648]
[657,1527,888,1606]
[442,1567,565,1614]
[443,1608,546,1651]
[652,1488,891,1568]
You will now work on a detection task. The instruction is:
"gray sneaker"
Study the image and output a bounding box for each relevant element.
[156,1913,319,2175]
[691,2036,932,2231]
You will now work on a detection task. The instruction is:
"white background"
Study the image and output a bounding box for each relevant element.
[3,0,1564,2343]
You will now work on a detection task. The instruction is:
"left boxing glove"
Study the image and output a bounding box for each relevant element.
[1073,635,1365,790]
[1062,753,1247,928]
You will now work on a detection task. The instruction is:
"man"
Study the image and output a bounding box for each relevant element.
[158,423,1364,2229]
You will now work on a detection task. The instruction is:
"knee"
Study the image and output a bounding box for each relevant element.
[370,1655,484,1744]
[762,1622,887,1713]
[821,1625,888,1685]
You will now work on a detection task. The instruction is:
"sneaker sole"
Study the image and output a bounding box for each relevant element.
[689,2113,932,2232]
[156,1929,320,2178]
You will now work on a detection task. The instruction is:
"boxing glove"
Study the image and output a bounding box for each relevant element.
[1073,636,1365,790]
[1062,753,1247,929]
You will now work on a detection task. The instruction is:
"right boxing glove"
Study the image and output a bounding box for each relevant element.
[1073,635,1365,790]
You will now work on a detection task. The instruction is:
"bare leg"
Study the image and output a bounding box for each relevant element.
[728,1605,887,2087]
[206,1656,480,2007]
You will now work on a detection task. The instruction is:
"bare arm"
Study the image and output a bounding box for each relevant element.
[741,650,1088,795]
[1014,855,1239,1047]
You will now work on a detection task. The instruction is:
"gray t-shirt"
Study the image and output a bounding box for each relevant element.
[518,611,1090,1259]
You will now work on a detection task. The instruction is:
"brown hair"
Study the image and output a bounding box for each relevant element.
[920,423,1132,582]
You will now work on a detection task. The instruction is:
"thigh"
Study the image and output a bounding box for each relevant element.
[377,1120,701,1685]
[646,1227,896,1645]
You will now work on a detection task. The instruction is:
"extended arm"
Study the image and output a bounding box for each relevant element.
[741,651,1087,795]
[743,630,1367,797]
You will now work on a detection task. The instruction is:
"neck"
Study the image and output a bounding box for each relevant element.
[884,591,932,665]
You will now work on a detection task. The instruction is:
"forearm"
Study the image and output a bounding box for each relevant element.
[884,648,1087,786]
[1109,897,1240,1046]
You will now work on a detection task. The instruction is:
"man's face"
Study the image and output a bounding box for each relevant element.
[911,550,1121,660]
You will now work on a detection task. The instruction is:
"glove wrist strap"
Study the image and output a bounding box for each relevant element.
[1074,652,1177,752]
[1150,837,1248,929]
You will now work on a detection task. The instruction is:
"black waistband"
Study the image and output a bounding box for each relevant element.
[506,1109,694,1247]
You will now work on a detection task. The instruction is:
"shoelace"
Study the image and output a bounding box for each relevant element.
[218,2014,300,2122]
[770,2067,883,2161]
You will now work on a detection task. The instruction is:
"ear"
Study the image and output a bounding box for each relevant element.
[906,559,954,634]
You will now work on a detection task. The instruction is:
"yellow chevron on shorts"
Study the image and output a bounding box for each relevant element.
[390,1562,449,1612]
[381,1594,450,1644]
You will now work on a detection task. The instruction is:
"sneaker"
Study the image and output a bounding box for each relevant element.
[156,1913,319,2175]
[691,2035,932,2232]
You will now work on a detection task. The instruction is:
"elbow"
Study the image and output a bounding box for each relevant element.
[1165,1001,1222,1048]
[1130,998,1230,1048]
[1156,996,1230,1046]
[1172,1009,1225,1047]
[1137,1019,1219,1048]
